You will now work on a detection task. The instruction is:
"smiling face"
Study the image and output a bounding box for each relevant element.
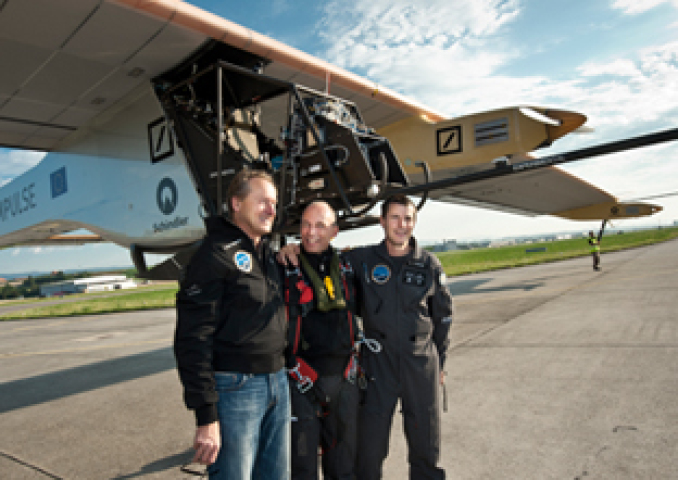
[231,177,277,244]
[380,202,416,253]
[300,202,338,254]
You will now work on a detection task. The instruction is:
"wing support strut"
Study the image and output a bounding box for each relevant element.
[414,160,431,211]
[387,126,678,198]
[598,219,607,242]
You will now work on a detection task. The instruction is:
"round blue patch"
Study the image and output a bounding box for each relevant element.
[234,251,252,273]
[371,264,391,284]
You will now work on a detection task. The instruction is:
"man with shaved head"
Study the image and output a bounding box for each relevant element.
[285,200,361,480]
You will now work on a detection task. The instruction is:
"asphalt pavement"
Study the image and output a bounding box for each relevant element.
[1,240,677,479]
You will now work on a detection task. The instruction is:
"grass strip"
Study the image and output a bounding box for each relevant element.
[0,282,177,306]
[1,287,178,320]
[438,227,678,276]
[2,227,677,320]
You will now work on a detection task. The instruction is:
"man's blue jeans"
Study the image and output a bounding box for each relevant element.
[208,368,291,480]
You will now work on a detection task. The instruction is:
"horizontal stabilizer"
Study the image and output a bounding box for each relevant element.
[556,201,662,220]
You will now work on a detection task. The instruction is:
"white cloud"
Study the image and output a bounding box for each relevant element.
[611,0,678,15]
[568,41,678,132]
[318,0,521,45]
[579,59,641,77]
[0,149,46,186]
[316,0,522,115]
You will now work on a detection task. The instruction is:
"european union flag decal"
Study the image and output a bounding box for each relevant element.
[51,167,67,198]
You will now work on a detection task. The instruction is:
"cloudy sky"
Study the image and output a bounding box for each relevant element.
[2,0,678,274]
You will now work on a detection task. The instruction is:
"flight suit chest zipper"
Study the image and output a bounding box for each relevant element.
[394,271,406,362]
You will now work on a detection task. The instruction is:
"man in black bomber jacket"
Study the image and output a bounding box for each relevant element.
[174,169,290,480]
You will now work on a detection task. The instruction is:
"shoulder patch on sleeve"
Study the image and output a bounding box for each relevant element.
[234,250,253,273]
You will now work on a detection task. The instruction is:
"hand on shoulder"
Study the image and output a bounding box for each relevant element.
[276,243,301,266]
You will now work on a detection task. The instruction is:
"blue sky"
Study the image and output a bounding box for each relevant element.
[2,0,678,274]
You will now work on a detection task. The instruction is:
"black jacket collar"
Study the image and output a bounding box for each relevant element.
[204,216,271,253]
[375,237,423,263]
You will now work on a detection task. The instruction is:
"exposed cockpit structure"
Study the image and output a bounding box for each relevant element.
[150,41,416,236]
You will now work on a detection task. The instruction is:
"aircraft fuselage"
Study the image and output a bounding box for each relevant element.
[0,86,205,251]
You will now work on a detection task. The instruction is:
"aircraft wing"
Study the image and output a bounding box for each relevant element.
[0,0,666,233]
[0,219,105,249]
[0,232,105,249]
[0,0,588,157]
[0,0,437,153]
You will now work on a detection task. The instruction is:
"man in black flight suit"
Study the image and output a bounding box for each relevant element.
[347,194,454,480]
[286,200,360,480]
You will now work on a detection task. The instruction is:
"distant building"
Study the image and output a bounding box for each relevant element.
[40,275,137,298]
[489,240,514,248]
[431,240,458,252]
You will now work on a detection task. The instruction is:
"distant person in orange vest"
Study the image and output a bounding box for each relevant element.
[588,230,602,271]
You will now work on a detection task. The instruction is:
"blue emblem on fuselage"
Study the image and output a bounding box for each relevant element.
[234,251,252,273]
[371,264,391,284]
[50,167,67,198]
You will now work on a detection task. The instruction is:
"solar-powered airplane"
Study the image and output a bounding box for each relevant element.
[1,0,676,279]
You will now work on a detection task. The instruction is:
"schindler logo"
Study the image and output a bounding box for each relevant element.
[153,216,189,233]
[157,177,177,215]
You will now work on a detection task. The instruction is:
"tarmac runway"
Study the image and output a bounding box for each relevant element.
[1,239,677,479]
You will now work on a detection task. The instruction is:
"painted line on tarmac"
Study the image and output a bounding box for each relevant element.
[12,318,92,331]
[0,450,63,479]
[0,339,170,359]
[0,317,96,336]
